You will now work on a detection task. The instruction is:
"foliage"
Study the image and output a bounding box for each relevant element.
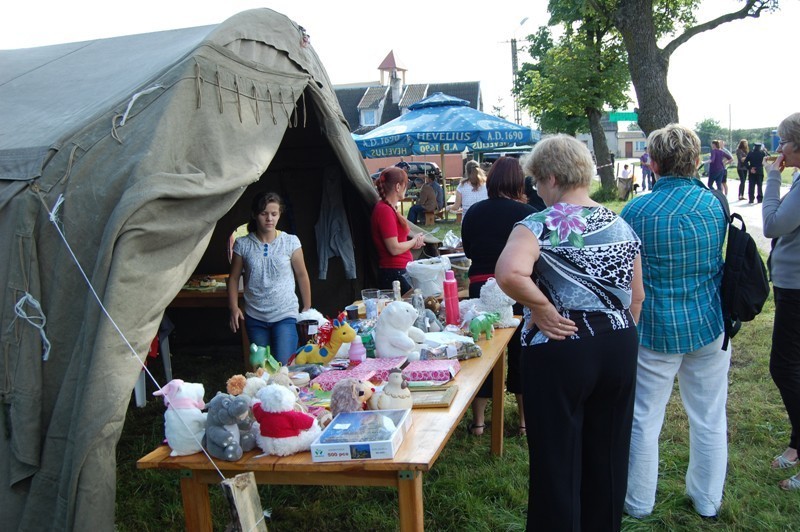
[695,117,725,148]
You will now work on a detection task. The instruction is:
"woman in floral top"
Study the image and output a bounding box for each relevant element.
[496,135,644,531]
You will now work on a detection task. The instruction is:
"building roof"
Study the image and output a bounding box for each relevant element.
[428,81,482,110]
[378,50,407,72]
[399,84,427,108]
[334,86,367,132]
[357,86,388,110]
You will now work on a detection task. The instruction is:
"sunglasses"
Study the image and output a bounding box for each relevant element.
[263,243,269,257]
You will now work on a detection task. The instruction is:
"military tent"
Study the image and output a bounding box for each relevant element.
[0,8,379,529]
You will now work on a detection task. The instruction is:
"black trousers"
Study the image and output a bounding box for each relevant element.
[737,166,748,197]
[378,268,412,293]
[748,169,764,202]
[771,287,800,450]
[523,327,639,532]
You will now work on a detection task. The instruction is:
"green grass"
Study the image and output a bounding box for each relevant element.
[116,192,800,531]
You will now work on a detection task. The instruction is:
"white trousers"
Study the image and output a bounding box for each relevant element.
[624,333,730,518]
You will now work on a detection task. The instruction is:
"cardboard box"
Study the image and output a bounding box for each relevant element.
[310,369,376,391]
[351,356,407,382]
[310,409,412,462]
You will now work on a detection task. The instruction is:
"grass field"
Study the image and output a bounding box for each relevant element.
[115,186,800,531]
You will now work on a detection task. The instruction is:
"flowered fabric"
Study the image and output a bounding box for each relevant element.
[516,204,641,345]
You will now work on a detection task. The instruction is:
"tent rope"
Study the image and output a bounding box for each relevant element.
[215,70,223,113]
[194,60,203,109]
[251,82,260,125]
[267,85,277,125]
[280,87,291,126]
[111,114,124,144]
[10,293,51,361]
[119,85,162,127]
[234,76,243,123]
[290,87,298,128]
[300,90,307,128]
[36,192,227,481]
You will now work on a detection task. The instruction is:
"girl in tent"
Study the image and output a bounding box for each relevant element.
[228,191,312,365]
[371,166,425,292]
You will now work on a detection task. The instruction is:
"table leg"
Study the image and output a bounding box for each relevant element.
[241,327,250,368]
[491,350,505,456]
[180,472,213,532]
[398,471,424,532]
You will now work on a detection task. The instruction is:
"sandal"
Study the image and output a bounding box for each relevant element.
[468,423,485,436]
[772,453,799,470]
[779,473,800,491]
[518,425,527,437]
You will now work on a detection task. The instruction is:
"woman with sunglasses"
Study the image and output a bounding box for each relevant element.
[763,112,800,490]
[228,191,312,366]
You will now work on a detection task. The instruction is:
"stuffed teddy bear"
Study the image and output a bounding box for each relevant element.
[330,378,375,419]
[152,379,207,457]
[374,301,426,361]
[203,392,258,461]
[252,384,321,456]
[459,277,520,329]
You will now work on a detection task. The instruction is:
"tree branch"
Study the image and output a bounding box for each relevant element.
[662,0,771,57]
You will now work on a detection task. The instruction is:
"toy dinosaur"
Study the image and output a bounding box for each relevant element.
[292,316,356,365]
[469,312,500,342]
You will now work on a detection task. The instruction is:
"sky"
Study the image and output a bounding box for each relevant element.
[1,0,797,131]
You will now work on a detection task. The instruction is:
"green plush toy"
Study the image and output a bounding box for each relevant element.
[469,312,500,342]
[249,343,281,373]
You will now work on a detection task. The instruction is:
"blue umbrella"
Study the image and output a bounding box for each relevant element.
[352,92,537,158]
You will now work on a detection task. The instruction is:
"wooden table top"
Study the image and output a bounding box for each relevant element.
[138,327,514,474]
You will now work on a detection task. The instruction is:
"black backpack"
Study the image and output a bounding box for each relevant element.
[709,188,771,349]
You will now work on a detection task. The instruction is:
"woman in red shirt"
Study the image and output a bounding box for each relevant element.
[371,167,425,292]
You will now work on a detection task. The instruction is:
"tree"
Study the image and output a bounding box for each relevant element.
[581,0,777,134]
[516,18,631,194]
[492,97,507,121]
[695,118,724,148]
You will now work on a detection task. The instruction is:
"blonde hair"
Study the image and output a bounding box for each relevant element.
[646,123,701,178]
[778,112,800,154]
[462,160,486,191]
[522,134,595,189]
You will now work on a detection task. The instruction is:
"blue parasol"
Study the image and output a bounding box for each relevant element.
[352,92,537,158]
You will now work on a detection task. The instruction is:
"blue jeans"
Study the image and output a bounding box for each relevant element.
[407,204,425,224]
[244,315,298,365]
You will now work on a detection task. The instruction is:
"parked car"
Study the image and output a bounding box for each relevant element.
[404,161,440,178]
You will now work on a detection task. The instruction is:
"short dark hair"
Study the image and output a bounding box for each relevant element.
[486,156,525,201]
[247,191,282,233]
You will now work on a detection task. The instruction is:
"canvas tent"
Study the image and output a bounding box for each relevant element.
[0,9,379,529]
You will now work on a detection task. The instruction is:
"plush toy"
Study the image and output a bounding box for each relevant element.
[292,318,357,365]
[226,374,247,396]
[469,312,501,342]
[368,368,413,410]
[330,378,375,419]
[267,366,307,413]
[374,301,426,361]
[249,343,281,373]
[253,384,321,456]
[459,278,520,329]
[203,392,258,461]
[425,296,441,316]
[152,379,207,457]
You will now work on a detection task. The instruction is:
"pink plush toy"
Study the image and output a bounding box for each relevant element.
[152,379,207,457]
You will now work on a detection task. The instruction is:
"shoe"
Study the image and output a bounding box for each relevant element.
[772,453,799,469]
[779,473,800,491]
[748,201,754,204]
[738,196,745,201]
[518,425,527,437]
[468,423,485,436]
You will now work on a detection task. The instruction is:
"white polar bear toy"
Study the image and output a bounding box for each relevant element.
[459,277,520,329]
[374,301,426,361]
[252,384,321,456]
[152,379,207,457]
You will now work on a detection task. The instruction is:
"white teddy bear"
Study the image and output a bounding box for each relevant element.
[459,277,520,329]
[152,379,207,457]
[374,301,426,361]
[252,384,321,456]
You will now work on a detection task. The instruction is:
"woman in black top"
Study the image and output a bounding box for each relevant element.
[461,156,538,436]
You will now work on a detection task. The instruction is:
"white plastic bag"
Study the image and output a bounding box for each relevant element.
[441,230,461,249]
[406,255,451,297]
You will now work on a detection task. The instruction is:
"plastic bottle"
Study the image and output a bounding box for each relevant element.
[348,335,366,366]
[411,288,426,331]
[392,280,402,301]
[443,269,460,326]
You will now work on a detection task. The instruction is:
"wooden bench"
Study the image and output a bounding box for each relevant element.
[137,328,514,532]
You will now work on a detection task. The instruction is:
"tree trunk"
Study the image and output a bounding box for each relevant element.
[586,108,616,192]
[614,0,679,135]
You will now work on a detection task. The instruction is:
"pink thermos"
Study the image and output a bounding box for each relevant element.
[443,269,460,326]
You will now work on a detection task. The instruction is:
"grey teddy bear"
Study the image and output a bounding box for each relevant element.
[203,392,258,461]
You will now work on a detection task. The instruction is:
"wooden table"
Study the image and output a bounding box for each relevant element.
[137,327,513,531]
[168,285,250,366]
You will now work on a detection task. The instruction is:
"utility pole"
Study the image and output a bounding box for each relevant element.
[511,38,520,124]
